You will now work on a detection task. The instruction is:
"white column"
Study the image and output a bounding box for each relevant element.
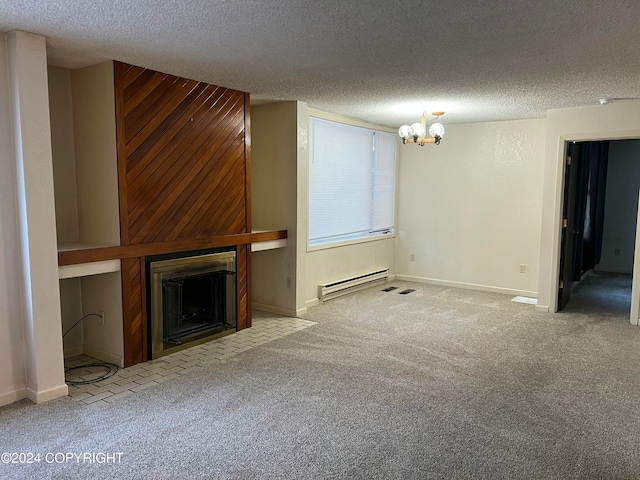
[295,101,309,315]
[7,30,67,403]
[0,34,27,407]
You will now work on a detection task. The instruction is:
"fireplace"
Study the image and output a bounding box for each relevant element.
[148,250,236,359]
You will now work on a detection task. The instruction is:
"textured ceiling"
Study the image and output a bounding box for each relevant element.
[1,1,639,127]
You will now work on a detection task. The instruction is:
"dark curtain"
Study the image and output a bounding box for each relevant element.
[571,142,609,280]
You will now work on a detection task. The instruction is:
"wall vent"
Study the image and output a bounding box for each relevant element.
[318,268,389,302]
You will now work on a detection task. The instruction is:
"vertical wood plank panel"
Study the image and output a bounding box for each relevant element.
[236,244,248,331]
[121,257,145,366]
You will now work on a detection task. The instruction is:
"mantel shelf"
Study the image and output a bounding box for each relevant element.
[57,230,288,267]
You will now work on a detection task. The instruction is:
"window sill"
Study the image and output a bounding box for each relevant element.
[307,233,396,253]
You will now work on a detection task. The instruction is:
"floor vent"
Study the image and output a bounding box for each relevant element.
[398,289,415,295]
[318,268,389,302]
[382,286,398,292]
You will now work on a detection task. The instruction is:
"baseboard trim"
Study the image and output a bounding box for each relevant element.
[26,384,68,404]
[534,304,550,313]
[253,303,301,318]
[305,298,320,310]
[83,345,124,368]
[395,275,537,297]
[64,345,83,359]
[0,387,27,407]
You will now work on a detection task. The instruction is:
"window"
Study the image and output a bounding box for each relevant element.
[309,117,396,247]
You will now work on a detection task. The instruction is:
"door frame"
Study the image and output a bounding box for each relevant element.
[546,129,640,323]
[630,190,640,324]
[557,142,581,311]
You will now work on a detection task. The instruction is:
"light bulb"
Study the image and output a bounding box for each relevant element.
[410,122,425,138]
[398,125,412,139]
[429,122,445,138]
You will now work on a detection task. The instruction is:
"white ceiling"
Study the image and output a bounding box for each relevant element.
[1,1,639,127]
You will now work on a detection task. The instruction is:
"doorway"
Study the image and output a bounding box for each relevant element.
[558,139,640,316]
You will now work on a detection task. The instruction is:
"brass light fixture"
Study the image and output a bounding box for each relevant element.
[398,111,445,146]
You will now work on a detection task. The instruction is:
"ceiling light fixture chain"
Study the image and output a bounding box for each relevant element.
[398,111,445,146]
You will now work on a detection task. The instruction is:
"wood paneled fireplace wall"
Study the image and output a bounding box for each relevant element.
[115,62,252,366]
[58,61,285,367]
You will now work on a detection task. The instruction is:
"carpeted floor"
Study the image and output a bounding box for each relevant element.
[1,274,639,479]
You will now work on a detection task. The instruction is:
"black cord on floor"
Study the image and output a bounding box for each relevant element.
[63,313,118,385]
[65,362,119,385]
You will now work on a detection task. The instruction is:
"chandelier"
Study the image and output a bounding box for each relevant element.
[398,111,445,146]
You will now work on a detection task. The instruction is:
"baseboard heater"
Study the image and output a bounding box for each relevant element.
[318,268,389,302]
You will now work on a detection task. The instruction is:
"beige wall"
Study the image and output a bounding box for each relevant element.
[48,62,120,247]
[251,104,397,311]
[0,33,27,406]
[397,119,546,295]
[251,102,300,314]
[306,238,396,302]
[49,63,123,364]
[82,273,124,366]
[59,278,83,356]
[49,67,84,359]
[71,61,120,246]
[48,67,79,244]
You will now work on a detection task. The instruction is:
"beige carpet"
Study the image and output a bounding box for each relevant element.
[1,273,638,479]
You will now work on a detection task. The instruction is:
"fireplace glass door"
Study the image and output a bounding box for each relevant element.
[149,251,236,358]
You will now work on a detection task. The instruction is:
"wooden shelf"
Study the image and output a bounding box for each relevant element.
[251,230,287,252]
[57,243,121,279]
[57,230,288,266]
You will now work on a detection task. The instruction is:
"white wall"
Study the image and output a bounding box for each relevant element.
[537,103,640,312]
[598,140,640,274]
[0,33,27,407]
[397,119,546,295]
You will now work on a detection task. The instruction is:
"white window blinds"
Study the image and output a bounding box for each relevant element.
[372,131,396,233]
[309,117,396,247]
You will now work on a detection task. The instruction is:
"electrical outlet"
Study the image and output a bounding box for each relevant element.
[615,248,621,256]
[286,277,292,289]
[519,264,526,274]
[410,254,416,262]
[99,310,105,325]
